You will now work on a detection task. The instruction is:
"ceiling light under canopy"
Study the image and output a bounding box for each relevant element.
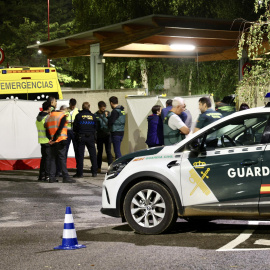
[170,44,196,51]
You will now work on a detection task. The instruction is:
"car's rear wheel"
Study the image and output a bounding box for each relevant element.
[123,181,176,234]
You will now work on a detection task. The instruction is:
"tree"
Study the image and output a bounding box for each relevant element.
[237,0,270,106]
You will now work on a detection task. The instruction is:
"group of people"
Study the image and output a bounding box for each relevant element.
[36,93,248,182]
[145,96,225,147]
[36,96,126,183]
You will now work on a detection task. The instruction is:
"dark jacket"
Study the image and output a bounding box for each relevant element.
[73,110,96,135]
[145,114,164,147]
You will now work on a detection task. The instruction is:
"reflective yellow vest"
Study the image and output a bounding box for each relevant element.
[36,115,49,144]
[66,107,79,130]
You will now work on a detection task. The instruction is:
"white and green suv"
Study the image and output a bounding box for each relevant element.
[101,106,270,234]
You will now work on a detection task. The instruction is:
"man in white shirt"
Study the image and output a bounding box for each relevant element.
[163,97,190,145]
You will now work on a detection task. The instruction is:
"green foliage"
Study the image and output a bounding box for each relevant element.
[237,0,270,105]
[145,58,238,96]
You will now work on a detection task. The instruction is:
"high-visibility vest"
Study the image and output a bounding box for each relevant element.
[163,111,184,146]
[36,115,49,144]
[66,107,79,130]
[111,108,126,132]
[46,111,67,142]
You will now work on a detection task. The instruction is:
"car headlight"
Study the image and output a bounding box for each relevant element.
[107,159,131,180]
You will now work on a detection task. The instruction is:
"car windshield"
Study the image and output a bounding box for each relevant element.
[204,115,269,149]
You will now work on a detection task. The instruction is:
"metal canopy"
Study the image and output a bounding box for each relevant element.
[27,14,250,62]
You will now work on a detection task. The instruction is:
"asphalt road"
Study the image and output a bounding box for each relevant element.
[2,168,270,270]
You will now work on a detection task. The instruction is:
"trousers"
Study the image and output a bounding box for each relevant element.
[50,140,70,180]
[77,134,97,176]
[96,135,113,168]
[111,135,123,159]
[39,143,51,178]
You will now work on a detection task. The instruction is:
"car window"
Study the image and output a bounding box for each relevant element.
[184,114,270,153]
[205,115,269,150]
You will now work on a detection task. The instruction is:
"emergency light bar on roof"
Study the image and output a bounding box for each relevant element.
[2,69,55,74]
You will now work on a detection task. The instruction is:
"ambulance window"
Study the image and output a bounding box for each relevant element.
[203,114,269,150]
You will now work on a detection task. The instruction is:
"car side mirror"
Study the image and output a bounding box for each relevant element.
[188,138,201,158]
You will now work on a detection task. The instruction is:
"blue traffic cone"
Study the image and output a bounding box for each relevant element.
[54,206,86,250]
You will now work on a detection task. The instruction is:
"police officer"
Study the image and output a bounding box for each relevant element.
[45,107,75,183]
[216,95,236,117]
[163,97,189,146]
[194,97,223,133]
[108,96,126,159]
[73,102,97,178]
[95,101,113,173]
[36,101,51,181]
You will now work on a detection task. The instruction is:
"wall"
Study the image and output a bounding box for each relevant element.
[126,95,214,153]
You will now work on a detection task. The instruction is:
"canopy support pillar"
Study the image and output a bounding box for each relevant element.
[90,44,104,90]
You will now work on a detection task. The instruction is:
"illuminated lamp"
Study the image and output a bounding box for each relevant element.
[170,44,195,51]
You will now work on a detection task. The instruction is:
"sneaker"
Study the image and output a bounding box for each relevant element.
[97,168,101,173]
[38,177,45,181]
[92,173,97,177]
[63,178,76,183]
[73,174,83,178]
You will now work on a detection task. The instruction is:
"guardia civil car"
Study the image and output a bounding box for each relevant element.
[101,106,270,234]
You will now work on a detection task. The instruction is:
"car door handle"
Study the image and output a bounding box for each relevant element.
[240,159,258,166]
[167,161,180,168]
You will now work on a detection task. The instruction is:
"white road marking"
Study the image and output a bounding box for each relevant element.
[254,239,270,246]
[221,248,270,251]
[217,221,258,252]
[217,230,256,251]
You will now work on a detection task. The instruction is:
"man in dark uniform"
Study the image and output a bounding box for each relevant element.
[95,101,112,173]
[194,97,223,133]
[108,96,126,159]
[73,102,97,178]
[216,95,236,117]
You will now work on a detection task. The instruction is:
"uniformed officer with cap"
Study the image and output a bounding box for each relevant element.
[73,102,97,178]
[194,97,223,133]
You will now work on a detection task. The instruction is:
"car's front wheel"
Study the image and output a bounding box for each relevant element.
[123,181,176,234]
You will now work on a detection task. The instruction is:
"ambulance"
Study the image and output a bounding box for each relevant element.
[101,104,270,234]
[0,67,63,100]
